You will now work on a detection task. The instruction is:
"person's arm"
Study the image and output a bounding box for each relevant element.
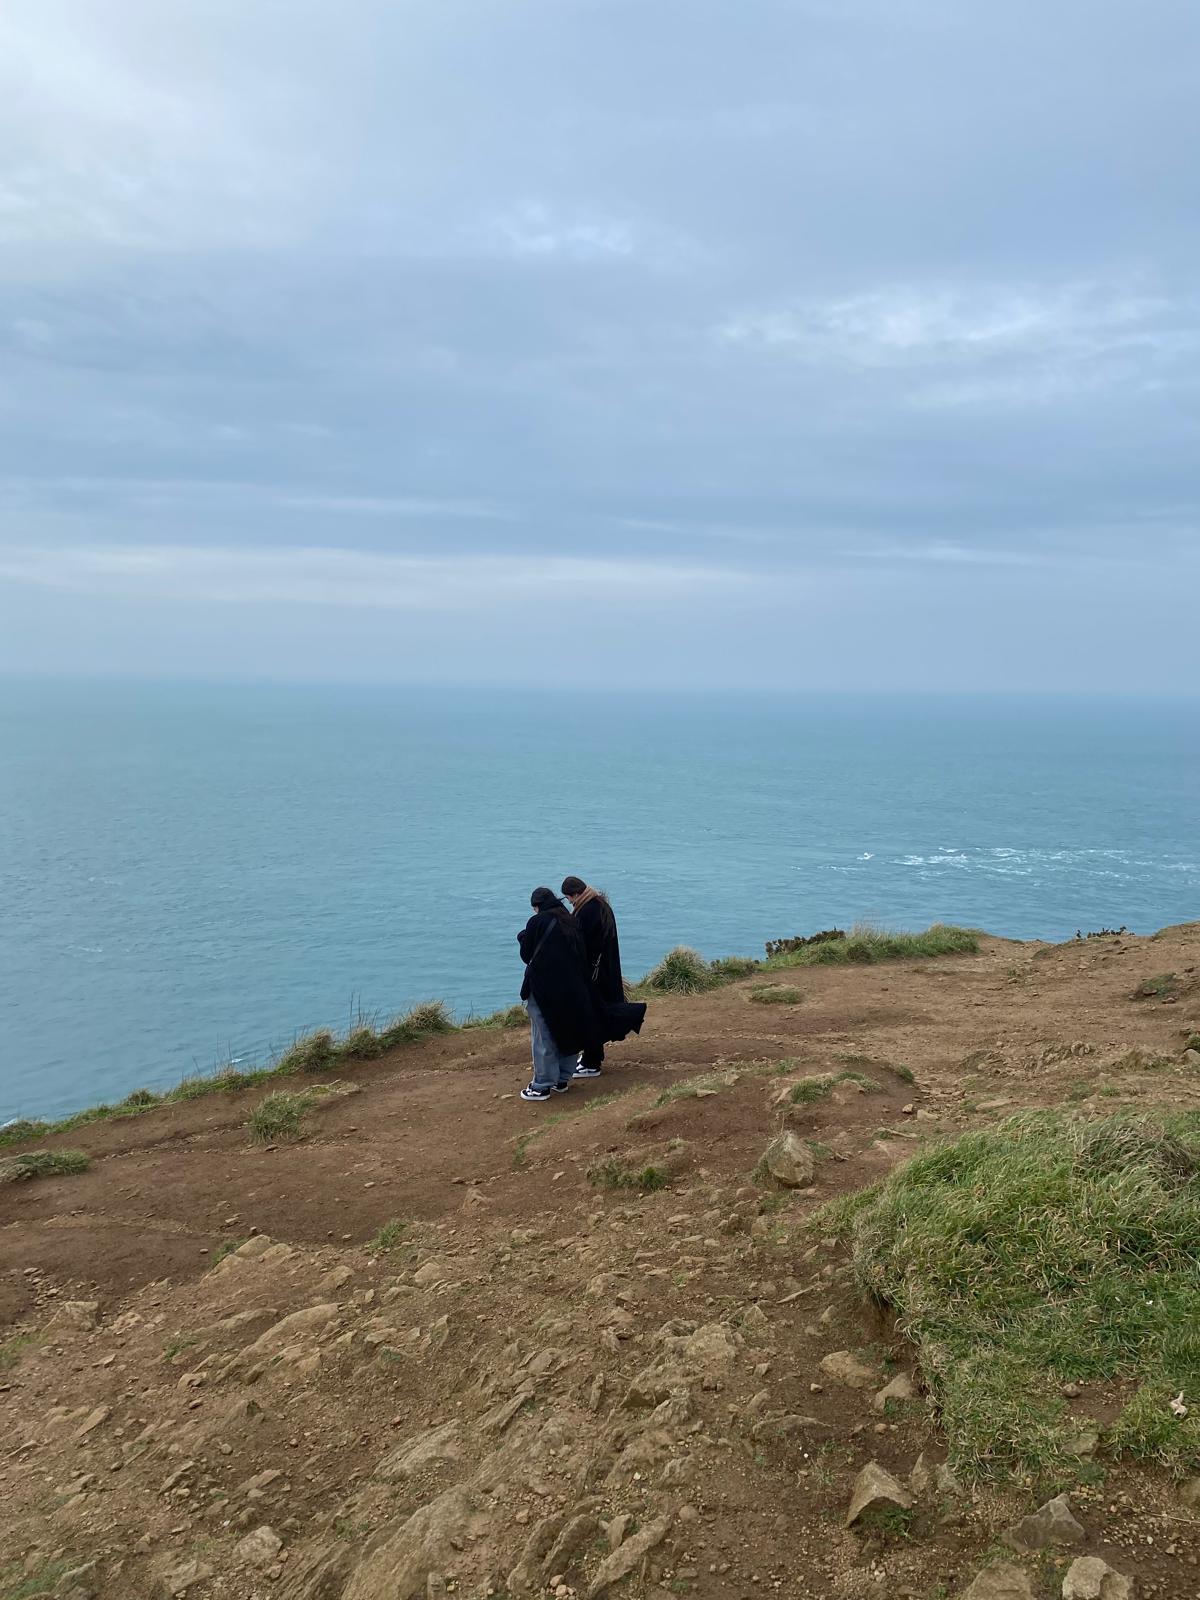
[517,913,543,963]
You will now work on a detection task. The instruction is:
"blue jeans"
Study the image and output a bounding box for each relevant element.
[527,999,578,1089]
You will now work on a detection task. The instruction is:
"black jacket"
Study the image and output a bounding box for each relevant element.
[518,910,602,1056]
[575,897,646,1044]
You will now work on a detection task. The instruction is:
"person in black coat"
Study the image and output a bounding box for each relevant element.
[561,875,646,1077]
[517,886,602,1102]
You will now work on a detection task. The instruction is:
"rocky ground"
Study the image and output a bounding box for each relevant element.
[3,925,1200,1600]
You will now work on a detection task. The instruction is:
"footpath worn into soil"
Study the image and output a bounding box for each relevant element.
[2,926,1199,1599]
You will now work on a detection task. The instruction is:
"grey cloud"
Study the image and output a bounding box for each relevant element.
[0,0,1197,687]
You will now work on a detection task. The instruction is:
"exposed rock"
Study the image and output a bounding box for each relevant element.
[57,1300,101,1330]
[152,1556,215,1598]
[1061,1557,1133,1600]
[414,1260,449,1287]
[343,1484,473,1599]
[378,1422,464,1480]
[1002,1494,1084,1552]
[960,1561,1034,1600]
[819,1350,877,1389]
[542,1513,601,1577]
[585,1515,670,1597]
[229,1303,338,1369]
[72,1405,111,1441]
[234,1526,284,1569]
[480,1385,534,1433]
[844,1460,913,1527]
[908,1452,932,1495]
[873,1371,916,1413]
[1178,1476,1200,1507]
[760,1130,815,1189]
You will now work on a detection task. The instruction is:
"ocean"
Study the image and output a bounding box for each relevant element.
[2,682,1197,1123]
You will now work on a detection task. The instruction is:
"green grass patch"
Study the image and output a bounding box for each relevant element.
[0,1149,90,1183]
[463,1004,526,1031]
[209,1238,247,1268]
[367,1219,407,1252]
[889,1063,917,1085]
[588,1156,670,1192]
[765,923,978,970]
[749,984,803,1006]
[820,1110,1200,1480]
[1,1559,77,1600]
[1131,973,1180,1000]
[785,1069,882,1105]
[246,1091,315,1144]
[0,1331,44,1371]
[710,955,762,980]
[163,1332,199,1362]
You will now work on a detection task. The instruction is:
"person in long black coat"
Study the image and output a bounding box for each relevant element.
[517,886,602,1102]
[561,875,646,1077]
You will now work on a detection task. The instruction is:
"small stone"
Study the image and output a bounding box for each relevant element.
[872,1372,915,1413]
[960,1561,1034,1600]
[1002,1494,1084,1553]
[233,1526,284,1569]
[1177,1476,1200,1507]
[844,1460,912,1527]
[1061,1556,1134,1600]
[760,1131,815,1189]
[413,1260,448,1287]
[819,1350,877,1389]
[72,1405,111,1441]
[59,1300,101,1329]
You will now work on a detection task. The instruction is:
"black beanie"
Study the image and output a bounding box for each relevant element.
[561,875,586,895]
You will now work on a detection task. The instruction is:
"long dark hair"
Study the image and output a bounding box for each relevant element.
[530,886,574,935]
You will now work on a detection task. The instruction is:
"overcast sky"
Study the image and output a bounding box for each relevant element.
[2,0,1197,690]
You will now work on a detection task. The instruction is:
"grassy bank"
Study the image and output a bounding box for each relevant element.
[821,1110,1200,1482]
[2,922,977,1148]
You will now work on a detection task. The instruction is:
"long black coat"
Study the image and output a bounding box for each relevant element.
[518,910,603,1056]
[575,897,647,1044]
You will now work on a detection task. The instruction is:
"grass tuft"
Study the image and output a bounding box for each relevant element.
[367,1218,407,1252]
[709,955,762,980]
[463,1004,527,1031]
[0,1330,44,1370]
[275,1029,339,1075]
[588,1157,670,1192]
[0,1149,90,1183]
[640,946,719,995]
[820,1110,1200,1479]
[766,923,978,970]
[246,1090,315,1144]
[377,999,454,1050]
[1131,973,1180,1001]
[749,984,803,1006]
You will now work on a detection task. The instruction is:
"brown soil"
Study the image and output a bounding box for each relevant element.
[2,926,1199,1600]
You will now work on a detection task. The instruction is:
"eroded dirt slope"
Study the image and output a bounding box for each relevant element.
[2,926,1199,1600]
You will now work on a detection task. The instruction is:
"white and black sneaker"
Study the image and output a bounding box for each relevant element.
[573,1064,603,1079]
[520,1082,553,1102]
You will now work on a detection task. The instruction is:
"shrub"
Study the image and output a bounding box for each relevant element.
[120,1088,160,1108]
[246,1091,315,1144]
[641,947,717,995]
[821,1110,1200,1479]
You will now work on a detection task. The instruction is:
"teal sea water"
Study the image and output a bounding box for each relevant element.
[2,682,1197,1123]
